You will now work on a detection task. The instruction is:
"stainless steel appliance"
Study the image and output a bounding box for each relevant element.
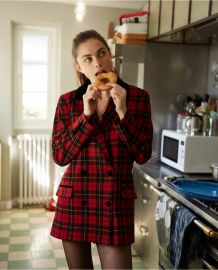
[132,163,218,270]
[132,167,159,269]
[160,129,218,173]
[158,180,218,270]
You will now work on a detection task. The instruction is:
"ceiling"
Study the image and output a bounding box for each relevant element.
[24,0,148,10]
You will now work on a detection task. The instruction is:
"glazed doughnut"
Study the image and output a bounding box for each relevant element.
[94,72,117,91]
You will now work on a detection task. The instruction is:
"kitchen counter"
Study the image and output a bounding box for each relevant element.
[133,159,218,231]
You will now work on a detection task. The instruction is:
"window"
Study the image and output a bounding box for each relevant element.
[14,24,59,129]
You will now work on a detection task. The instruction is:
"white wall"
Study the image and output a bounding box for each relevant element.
[0,1,132,206]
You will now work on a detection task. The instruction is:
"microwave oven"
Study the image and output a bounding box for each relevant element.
[160,129,218,173]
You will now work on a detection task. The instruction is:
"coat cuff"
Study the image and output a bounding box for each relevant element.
[113,111,131,128]
[71,112,95,133]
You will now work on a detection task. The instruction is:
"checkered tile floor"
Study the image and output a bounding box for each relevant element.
[0,207,145,269]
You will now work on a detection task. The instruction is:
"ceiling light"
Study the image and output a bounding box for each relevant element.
[75,1,86,22]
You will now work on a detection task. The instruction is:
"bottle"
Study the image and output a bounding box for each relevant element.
[202,115,210,136]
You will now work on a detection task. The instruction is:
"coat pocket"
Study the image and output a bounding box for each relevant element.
[56,186,73,198]
[121,187,137,199]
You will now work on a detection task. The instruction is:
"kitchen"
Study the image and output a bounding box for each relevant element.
[0,0,218,269]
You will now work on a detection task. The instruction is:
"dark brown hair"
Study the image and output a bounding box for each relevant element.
[72,30,112,85]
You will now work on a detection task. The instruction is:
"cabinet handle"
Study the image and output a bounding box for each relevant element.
[140,180,148,188]
[138,225,149,236]
[150,185,162,196]
[139,195,149,204]
[142,199,148,204]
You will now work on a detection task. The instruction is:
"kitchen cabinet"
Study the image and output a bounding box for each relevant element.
[190,0,210,23]
[148,0,160,38]
[132,167,159,269]
[159,0,173,35]
[173,0,189,30]
[212,0,218,15]
[148,0,218,43]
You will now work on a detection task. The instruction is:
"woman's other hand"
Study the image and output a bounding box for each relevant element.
[110,84,127,120]
[83,84,101,117]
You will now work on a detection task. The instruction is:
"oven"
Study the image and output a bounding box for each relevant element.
[187,198,218,269]
[132,165,218,270]
[157,183,218,270]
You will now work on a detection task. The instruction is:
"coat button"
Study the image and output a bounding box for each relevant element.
[81,200,87,206]
[107,171,113,176]
[81,169,87,176]
[106,201,111,207]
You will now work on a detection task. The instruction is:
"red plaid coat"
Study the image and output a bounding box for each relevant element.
[50,79,153,245]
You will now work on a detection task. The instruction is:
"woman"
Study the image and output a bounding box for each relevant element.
[50,29,153,269]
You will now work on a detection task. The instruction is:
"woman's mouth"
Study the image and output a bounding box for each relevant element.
[95,70,106,76]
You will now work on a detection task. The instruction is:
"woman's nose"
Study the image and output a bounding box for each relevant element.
[94,58,102,67]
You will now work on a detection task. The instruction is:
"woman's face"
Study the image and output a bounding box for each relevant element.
[76,39,113,83]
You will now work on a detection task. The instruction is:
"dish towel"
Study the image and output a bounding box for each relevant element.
[155,192,177,257]
[169,205,202,269]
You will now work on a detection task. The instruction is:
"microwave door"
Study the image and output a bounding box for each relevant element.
[163,136,179,163]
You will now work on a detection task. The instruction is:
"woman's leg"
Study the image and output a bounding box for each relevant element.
[96,244,132,269]
[62,240,94,269]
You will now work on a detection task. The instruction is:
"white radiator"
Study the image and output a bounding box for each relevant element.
[0,140,2,201]
[17,134,51,208]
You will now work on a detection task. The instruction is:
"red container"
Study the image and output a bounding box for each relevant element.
[119,11,148,25]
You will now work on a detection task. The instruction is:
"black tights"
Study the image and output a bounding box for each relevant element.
[62,240,132,269]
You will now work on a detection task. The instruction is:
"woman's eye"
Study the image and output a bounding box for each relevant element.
[99,51,106,57]
[84,57,92,63]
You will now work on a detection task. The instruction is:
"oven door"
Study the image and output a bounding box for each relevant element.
[158,207,218,269]
[201,238,218,269]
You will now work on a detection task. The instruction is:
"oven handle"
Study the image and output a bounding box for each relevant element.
[201,258,216,269]
[150,185,218,239]
[194,219,218,239]
[149,185,163,196]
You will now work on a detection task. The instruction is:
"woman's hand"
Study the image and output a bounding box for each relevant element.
[110,84,127,120]
[83,84,101,117]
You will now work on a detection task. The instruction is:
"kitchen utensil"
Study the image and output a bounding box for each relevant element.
[210,163,218,180]
[186,116,202,135]
[195,105,207,116]
[172,179,218,201]
[185,101,197,115]
[208,97,217,112]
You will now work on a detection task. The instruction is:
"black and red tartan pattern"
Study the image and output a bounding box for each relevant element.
[50,79,153,245]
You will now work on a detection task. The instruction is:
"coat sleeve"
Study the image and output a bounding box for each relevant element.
[114,89,153,164]
[52,95,95,166]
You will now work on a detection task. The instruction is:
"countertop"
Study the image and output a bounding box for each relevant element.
[133,159,218,231]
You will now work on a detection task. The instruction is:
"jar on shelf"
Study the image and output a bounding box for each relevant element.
[176,113,190,133]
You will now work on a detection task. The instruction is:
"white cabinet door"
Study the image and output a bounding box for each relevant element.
[173,0,189,30]
[212,0,218,15]
[190,0,210,23]
[149,0,160,39]
[160,0,174,34]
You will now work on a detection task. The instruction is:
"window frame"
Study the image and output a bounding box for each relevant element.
[14,23,59,130]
